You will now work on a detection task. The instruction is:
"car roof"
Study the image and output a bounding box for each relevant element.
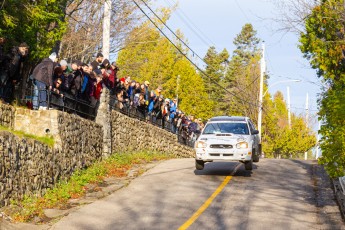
[208,116,248,122]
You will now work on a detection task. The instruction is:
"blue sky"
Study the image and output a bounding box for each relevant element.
[153,0,320,124]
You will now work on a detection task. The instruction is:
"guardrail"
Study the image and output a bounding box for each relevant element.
[340,177,345,195]
[24,86,196,147]
[27,86,97,120]
[333,178,345,220]
[108,95,196,148]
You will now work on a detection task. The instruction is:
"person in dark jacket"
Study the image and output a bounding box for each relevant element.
[0,37,8,101]
[68,60,83,97]
[0,37,6,71]
[90,52,103,71]
[32,52,56,109]
[153,94,164,126]
[2,42,29,103]
[137,93,147,119]
[50,77,64,109]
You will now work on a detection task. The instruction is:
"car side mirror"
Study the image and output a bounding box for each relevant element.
[252,130,259,135]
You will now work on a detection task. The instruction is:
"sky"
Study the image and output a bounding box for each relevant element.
[152,0,321,127]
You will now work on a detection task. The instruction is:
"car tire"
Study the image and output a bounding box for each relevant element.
[244,159,253,170]
[252,149,260,163]
[195,160,204,170]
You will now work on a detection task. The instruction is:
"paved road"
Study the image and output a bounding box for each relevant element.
[51,158,344,230]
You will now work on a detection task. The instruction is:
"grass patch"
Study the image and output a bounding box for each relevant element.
[6,151,174,222]
[0,125,54,147]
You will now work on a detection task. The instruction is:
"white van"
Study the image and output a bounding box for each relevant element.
[194,116,261,170]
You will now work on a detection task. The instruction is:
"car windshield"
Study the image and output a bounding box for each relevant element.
[203,122,249,135]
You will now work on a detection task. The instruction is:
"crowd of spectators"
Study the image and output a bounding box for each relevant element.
[0,45,204,145]
[0,42,204,142]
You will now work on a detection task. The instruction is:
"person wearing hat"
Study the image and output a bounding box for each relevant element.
[144,80,150,101]
[154,85,163,97]
[31,52,56,109]
[59,59,72,75]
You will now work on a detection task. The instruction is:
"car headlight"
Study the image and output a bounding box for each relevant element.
[236,142,248,149]
[195,141,207,148]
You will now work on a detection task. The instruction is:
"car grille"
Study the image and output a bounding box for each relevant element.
[215,134,232,136]
[210,144,233,149]
[210,153,234,157]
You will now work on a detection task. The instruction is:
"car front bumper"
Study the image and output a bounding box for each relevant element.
[195,148,252,161]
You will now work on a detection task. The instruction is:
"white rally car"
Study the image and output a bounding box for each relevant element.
[194,116,261,170]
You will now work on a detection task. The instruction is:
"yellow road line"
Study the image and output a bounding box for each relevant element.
[178,175,233,230]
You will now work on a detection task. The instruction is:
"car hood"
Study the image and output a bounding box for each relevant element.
[198,134,249,143]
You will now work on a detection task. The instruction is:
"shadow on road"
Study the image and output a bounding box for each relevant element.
[194,161,258,177]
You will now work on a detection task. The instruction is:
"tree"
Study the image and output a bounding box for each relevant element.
[223,23,262,120]
[262,91,316,158]
[116,10,213,119]
[59,0,147,62]
[0,0,68,60]
[299,0,345,177]
[203,46,229,115]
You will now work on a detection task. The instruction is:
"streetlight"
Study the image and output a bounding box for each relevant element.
[257,79,301,139]
[262,79,301,97]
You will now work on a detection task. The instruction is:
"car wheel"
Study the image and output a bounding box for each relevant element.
[195,160,204,170]
[244,159,253,170]
[252,149,260,163]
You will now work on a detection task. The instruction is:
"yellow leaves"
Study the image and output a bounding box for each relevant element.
[2,14,17,28]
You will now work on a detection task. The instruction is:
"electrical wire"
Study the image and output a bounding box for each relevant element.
[140,0,264,98]
[162,0,216,48]
[132,0,261,108]
[132,0,307,128]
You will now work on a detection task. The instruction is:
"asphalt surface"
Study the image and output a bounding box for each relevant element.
[47,158,344,230]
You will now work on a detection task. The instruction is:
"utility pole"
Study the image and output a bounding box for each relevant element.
[257,42,265,139]
[102,0,112,59]
[287,86,291,129]
[305,93,309,128]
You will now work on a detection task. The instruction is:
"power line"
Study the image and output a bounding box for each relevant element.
[162,0,216,48]
[141,0,263,98]
[132,0,260,108]
[138,0,212,71]
[131,1,305,130]
[234,0,250,21]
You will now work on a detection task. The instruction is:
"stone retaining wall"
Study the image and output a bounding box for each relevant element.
[0,101,193,207]
[0,109,103,207]
[0,103,15,128]
[111,110,194,158]
[57,112,103,167]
